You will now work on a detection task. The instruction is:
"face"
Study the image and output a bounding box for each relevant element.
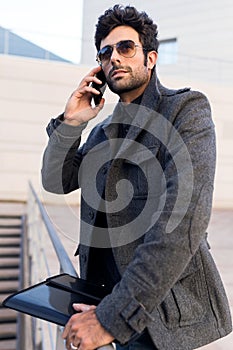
[99,26,157,102]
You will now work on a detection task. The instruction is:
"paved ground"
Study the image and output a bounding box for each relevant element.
[198,209,233,349]
[1,202,232,349]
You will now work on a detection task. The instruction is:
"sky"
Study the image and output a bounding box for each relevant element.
[1,0,83,63]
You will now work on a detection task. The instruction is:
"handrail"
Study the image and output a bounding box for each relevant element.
[28,181,78,277]
[28,182,114,350]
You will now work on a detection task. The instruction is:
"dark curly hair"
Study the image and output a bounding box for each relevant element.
[95,5,159,53]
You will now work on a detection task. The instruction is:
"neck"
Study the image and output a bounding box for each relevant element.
[119,84,147,104]
[119,73,152,104]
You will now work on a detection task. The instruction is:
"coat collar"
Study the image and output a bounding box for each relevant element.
[103,69,162,159]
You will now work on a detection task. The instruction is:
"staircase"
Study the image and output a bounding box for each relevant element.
[0,209,24,350]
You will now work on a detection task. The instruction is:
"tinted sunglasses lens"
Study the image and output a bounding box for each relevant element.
[117,40,136,57]
[98,46,113,63]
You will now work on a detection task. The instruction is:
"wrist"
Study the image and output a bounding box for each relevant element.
[63,114,83,126]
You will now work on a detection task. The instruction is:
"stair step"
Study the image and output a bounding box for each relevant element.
[0,209,30,349]
[0,237,21,244]
[0,207,25,349]
[0,258,20,269]
[0,269,19,281]
[0,323,17,339]
[0,231,21,237]
[0,239,21,247]
[0,308,17,323]
[0,293,11,304]
[0,215,21,219]
[0,216,21,222]
[0,339,17,350]
[0,248,20,257]
[0,225,21,230]
[0,280,19,294]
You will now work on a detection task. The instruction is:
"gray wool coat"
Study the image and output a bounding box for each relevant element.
[42,71,232,349]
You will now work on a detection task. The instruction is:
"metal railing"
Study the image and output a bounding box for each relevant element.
[27,182,114,350]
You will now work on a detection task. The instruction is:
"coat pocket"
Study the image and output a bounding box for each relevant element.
[158,255,207,329]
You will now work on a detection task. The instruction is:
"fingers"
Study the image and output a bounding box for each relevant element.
[94,97,105,109]
[63,66,105,125]
[63,303,96,338]
[84,75,102,85]
[72,303,96,312]
[76,84,102,99]
[79,66,103,88]
[62,317,80,349]
[62,307,114,350]
[69,67,105,105]
[78,69,104,99]
[62,319,71,339]
[68,65,103,102]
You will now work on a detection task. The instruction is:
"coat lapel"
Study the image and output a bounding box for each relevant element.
[103,71,162,160]
[102,72,163,250]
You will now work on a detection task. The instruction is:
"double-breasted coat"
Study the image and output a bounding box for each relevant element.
[42,72,232,349]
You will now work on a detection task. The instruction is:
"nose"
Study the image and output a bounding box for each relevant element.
[110,47,121,64]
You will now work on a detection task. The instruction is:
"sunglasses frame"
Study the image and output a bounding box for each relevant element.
[96,39,145,65]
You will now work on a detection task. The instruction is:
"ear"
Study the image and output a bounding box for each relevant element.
[147,51,158,70]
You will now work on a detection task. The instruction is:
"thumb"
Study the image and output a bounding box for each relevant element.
[72,303,96,312]
[94,97,105,111]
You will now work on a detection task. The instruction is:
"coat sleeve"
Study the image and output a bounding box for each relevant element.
[95,91,216,344]
[41,116,87,194]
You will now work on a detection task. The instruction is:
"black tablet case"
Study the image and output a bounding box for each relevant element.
[2,273,111,326]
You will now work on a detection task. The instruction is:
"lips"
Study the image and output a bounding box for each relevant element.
[111,69,128,78]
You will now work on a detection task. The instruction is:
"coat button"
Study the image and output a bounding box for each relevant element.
[102,166,108,174]
[81,254,87,263]
[137,319,145,329]
[88,211,94,220]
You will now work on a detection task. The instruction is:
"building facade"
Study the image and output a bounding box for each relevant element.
[0,0,233,207]
[80,0,233,208]
[0,55,116,202]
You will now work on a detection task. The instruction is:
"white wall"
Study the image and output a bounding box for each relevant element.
[0,52,233,207]
[81,0,233,67]
[0,55,115,202]
[157,73,233,209]
[80,0,233,208]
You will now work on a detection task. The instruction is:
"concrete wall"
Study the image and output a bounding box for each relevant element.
[157,74,233,209]
[80,0,233,208]
[0,55,115,202]
[81,0,233,68]
[1,53,233,207]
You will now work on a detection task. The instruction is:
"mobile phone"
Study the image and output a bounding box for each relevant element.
[91,69,107,105]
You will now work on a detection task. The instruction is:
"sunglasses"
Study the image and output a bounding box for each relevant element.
[96,40,145,65]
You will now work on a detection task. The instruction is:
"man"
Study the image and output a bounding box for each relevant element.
[41,5,232,350]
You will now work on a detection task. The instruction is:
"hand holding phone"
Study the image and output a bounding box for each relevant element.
[63,67,106,126]
[91,69,107,105]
